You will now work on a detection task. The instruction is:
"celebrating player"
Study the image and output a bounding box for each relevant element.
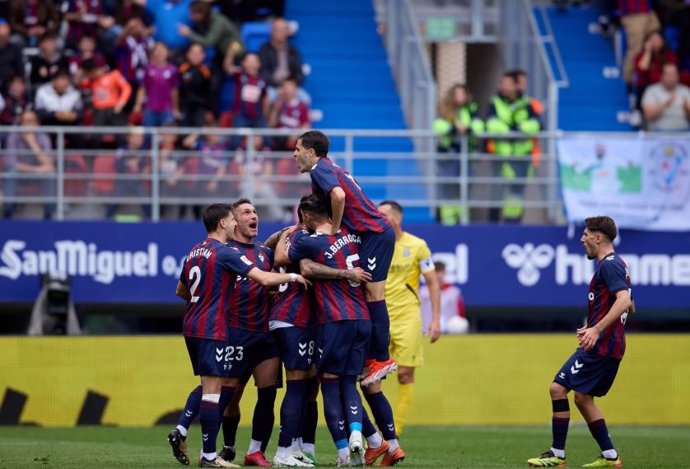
[527,216,632,468]
[293,130,396,384]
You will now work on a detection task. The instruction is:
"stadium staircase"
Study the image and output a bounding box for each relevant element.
[286,0,432,221]
[539,6,632,131]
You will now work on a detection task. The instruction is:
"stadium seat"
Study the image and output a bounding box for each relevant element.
[92,154,117,195]
[64,154,89,197]
[240,22,272,52]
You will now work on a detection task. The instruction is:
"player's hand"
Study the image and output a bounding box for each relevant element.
[576,326,599,352]
[295,274,311,288]
[346,267,372,283]
[427,322,441,343]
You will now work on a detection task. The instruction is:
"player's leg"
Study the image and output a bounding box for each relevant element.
[218,379,245,463]
[575,356,623,468]
[390,317,424,435]
[199,375,238,467]
[527,381,570,467]
[244,356,279,467]
[360,227,397,384]
[299,371,319,464]
[361,381,404,466]
[343,319,372,467]
[168,383,202,465]
[362,407,389,465]
[274,328,315,467]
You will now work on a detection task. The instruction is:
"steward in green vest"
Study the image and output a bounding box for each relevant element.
[432,84,484,225]
[485,73,541,222]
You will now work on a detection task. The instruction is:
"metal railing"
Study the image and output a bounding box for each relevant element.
[0,125,572,224]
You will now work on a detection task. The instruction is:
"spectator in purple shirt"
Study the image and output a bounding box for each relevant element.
[134,42,181,127]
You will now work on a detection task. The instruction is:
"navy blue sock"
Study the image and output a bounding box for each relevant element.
[218,386,235,423]
[252,386,277,451]
[552,416,569,451]
[367,301,390,361]
[588,419,615,452]
[177,385,202,430]
[301,376,319,445]
[278,379,307,448]
[321,377,348,449]
[364,391,396,440]
[199,399,220,454]
[339,376,363,433]
[222,414,241,448]
[362,408,378,438]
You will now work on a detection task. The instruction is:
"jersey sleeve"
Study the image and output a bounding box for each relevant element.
[218,246,255,277]
[417,241,435,274]
[600,258,628,294]
[288,234,317,263]
[310,161,340,194]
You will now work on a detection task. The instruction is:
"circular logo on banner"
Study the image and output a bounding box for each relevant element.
[648,142,690,193]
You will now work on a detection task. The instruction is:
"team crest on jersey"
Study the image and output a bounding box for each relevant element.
[403,248,410,258]
[258,253,265,262]
[606,255,615,261]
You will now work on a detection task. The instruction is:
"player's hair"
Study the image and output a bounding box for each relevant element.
[507,69,527,80]
[203,203,233,233]
[585,216,617,242]
[298,130,329,157]
[231,198,253,214]
[434,260,446,272]
[379,200,403,214]
[298,193,329,219]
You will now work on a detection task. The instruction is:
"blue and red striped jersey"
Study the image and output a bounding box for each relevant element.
[180,238,254,340]
[310,157,391,234]
[617,0,652,16]
[270,229,313,328]
[288,228,369,324]
[587,253,632,359]
[227,240,274,332]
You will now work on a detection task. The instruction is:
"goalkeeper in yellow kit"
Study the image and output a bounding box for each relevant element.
[378,201,441,435]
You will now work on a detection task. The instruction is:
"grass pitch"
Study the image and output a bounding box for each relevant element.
[0,425,686,468]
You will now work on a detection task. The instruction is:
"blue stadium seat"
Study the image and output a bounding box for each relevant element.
[241,22,272,53]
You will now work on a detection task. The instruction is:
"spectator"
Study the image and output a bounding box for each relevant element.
[258,17,304,90]
[107,128,151,219]
[511,69,544,170]
[114,17,154,87]
[178,0,242,66]
[0,75,30,126]
[0,20,24,92]
[431,83,483,225]
[485,72,541,223]
[3,109,56,219]
[618,0,661,86]
[29,33,69,89]
[133,42,180,127]
[34,68,83,127]
[134,0,192,57]
[229,52,268,144]
[68,34,107,86]
[234,134,288,221]
[642,62,690,131]
[81,58,132,131]
[60,0,115,50]
[8,0,61,47]
[420,261,468,335]
[672,2,690,73]
[178,42,210,128]
[268,76,310,150]
[634,30,678,107]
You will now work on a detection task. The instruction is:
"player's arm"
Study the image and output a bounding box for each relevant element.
[246,266,310,288]
[175,281,191,301]
[263,226,291,251]
[273,226,298,267]
[329,187,346,235]
[577,289,632,352]
[299,258,372,283]
[422,268,442,343]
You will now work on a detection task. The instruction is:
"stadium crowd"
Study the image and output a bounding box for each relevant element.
[0,0,311,220]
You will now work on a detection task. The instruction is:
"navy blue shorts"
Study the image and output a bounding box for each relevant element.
[185,337,231,377]
[553,348,621,397]
[275,326,316,371]
[225,328,280,379]
[316,320,371,377]
[359,225,395,282]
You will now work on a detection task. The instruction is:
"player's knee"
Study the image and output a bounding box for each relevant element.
[573,391,590,408]
[397,368,415,384]
[549,381,567,400]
